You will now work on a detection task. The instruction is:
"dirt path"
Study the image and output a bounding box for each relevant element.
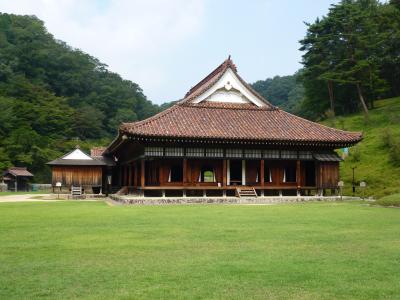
[0,194,57,203]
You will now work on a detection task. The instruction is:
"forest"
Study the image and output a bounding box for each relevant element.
[253,0,400,119]
[0,13,160,180]
[1,0,400,181]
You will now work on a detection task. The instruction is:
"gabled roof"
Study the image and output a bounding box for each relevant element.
[4,167,33,177]
[47,148,113,166]
[183,56,273,107]
[109,57,362,150]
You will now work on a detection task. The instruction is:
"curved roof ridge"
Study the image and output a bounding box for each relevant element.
[120,103,181,131]
[182,57,274,108]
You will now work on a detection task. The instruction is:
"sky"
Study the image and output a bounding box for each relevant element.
[0,0,339,104]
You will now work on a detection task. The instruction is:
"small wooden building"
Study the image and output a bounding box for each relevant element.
[47,147,115,194]
[2,167,33,192]
[103,57,362,197]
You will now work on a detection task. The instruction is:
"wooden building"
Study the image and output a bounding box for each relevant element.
[47,147,115,194]
[2,167,33,192]
[102,58,362,197]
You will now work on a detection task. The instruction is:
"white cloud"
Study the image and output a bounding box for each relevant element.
[0,0,205,103]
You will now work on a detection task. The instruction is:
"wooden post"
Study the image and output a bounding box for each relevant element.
[296,160,301,188]
[141,159,145,188]
[222,159,227,187]
[183,158,187,186]
[296,160,301,197]
[242,160,246,186]
[227,160,230,186]
[128,165,132,187]
[134,162,138,187]
[260,159,265,187]
[123,166,128,186]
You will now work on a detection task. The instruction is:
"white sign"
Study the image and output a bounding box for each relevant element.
[338,181,344,187]
[360,181,366,188]
[55,182,62,187]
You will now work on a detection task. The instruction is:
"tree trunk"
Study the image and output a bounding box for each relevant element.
[327,80,335,116]
[356,83,369,116]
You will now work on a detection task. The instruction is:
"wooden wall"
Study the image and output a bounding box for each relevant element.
[51,166,102,186]
[317,162,339,188]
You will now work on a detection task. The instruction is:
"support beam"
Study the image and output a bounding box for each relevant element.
[296,159,301,188]
[183,158,187,186]
[140,159,145,188]
[222,159,227,187]
[242,160,246,185]
[128,165,132,187]
[227,160,230,186]
[134,162,138,187]
[260,159,265,187]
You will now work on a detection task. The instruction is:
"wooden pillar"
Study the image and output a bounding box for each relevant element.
[183,158,187,186]
[123,166,128,186]
[227,160,230,186]
[119,167,122,187]
[296,160,301,188]
[134,162,138,187]
[242,160,246,186]
[128,165,132,187]
[222,159,227,187]
[141,159,145,188]
[260,159,265,187]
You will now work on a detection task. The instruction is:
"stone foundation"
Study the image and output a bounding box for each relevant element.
[110,195,358,205]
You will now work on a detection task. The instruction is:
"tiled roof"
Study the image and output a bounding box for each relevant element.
[114,57,362,148]
[120,102,362,146]
[90,147,106,157]
[4,167,33,177]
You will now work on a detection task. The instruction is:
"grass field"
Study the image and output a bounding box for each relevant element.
[1,201,400,299]
[374,193,400,207]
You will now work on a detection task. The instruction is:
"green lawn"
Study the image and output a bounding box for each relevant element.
[1,201,400,299]
[374,193,400,207]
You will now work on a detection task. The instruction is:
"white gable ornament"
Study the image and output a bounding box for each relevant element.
[192,67,266,107]
[62,148,93,160]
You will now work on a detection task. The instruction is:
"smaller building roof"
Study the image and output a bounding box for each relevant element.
[47,148,113,166]
[47,148,106,166]
[4,167,34,177]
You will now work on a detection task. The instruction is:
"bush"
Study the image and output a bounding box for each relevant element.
[349,145,361,162]
[373,194,400,207]
[380,128,400,166]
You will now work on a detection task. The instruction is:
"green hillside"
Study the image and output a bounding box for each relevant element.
[326,97,400,198]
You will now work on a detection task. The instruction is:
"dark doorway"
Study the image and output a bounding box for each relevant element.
[230,160,242,185]
[169,163,183,182]
[304,161,316,186]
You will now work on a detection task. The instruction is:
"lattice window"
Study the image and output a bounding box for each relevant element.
[186,148,204,157]
[281,150,298,159]
[299,151,313,160]
[144,147,163,156]
[226,149,243,158]
[205,148,223,158]
[244,149,262,158]
[164,147,184,157]
[263,150,280,159]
